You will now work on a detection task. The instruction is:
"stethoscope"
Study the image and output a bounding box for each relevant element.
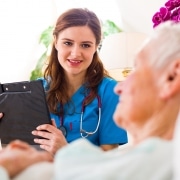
[58,94,102,138]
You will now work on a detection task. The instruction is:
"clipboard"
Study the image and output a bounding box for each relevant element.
[0,79,51,146]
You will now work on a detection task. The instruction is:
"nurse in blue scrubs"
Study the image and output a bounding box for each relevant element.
[32,8,128,155]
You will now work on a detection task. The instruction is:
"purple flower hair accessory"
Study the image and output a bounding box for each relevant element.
[152,0,180,28]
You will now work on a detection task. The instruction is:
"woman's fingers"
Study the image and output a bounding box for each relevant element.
[31,123,67,155]
[51,119,57,127]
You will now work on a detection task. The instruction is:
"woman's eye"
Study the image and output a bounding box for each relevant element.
[64,41,72,46]
[82,44,90,48]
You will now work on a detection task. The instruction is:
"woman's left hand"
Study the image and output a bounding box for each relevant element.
[32,120,68,156]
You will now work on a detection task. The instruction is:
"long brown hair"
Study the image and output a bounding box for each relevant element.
[44,8,110,114]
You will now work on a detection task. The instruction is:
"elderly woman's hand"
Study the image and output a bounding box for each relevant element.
[0,140,53,178]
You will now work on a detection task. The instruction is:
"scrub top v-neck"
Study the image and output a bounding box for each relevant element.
[41,77,128,146]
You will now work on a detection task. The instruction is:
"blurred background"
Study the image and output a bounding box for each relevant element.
[0,0,165,83]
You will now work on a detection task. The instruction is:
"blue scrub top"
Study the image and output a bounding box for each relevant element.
[41,77,128,146]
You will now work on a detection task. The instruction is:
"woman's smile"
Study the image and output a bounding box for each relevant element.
[68,59,83,66]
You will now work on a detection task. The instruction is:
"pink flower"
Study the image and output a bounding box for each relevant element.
[152,0,180,28]
[152,7,171,27]
[165,0,180,10]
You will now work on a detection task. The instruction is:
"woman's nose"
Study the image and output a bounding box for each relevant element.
[70,45,81,57]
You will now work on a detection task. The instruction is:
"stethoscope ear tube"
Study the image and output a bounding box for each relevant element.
[80,95,101,138]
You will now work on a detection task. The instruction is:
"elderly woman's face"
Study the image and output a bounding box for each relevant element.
[113,48,159,131]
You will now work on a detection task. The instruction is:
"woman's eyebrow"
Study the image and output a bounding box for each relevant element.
[81,41,94,44]
[60,38,94,44]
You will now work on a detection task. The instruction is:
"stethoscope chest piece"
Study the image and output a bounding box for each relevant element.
[58,126,67,137]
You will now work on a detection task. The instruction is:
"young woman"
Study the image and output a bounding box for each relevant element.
[0,8,128,156]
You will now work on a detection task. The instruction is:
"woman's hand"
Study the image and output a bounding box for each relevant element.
[32,120,68,156]
[0,140,53,178]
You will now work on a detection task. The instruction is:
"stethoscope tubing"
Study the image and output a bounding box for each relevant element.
[80,95,102,138]
[59,94,102,138]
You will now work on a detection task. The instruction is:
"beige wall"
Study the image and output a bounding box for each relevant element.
[0,0,165,83]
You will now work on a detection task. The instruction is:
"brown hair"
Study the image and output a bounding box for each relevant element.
[44,8,110,114]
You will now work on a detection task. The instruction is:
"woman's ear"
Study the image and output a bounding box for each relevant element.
[159,60,180,100]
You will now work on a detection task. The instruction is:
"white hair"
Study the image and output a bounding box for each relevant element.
[141,21,180,70]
